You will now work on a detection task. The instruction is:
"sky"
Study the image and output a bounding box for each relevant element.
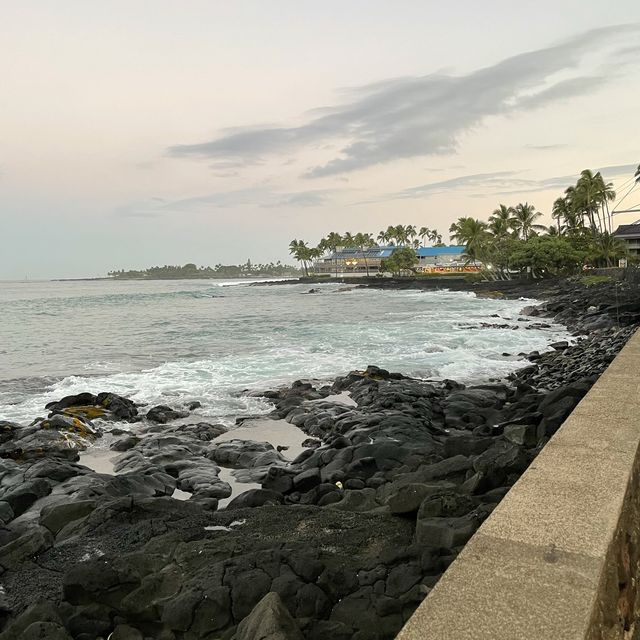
[1,1,640,279]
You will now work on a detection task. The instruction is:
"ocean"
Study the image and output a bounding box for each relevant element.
[0,278,571,426]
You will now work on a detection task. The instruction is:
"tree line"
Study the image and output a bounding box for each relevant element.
[108,260,301,279]
[450,169,630,278]
[289,226,443,276]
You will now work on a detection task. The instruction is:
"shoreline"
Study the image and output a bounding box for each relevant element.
[1,277,639,639]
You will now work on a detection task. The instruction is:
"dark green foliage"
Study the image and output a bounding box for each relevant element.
[108,261,301,279]
[379,247,418,276]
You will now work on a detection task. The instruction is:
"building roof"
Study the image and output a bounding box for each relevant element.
[323,247,394,260]
[614,223,640,237]
[416,246,465,257]
[323,245,466,260]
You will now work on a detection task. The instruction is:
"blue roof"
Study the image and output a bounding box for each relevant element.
[326,245,465,260]
[417,246,465,257]
[328,247,395,259]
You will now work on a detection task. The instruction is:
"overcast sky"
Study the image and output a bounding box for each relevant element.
[1,1,640,278]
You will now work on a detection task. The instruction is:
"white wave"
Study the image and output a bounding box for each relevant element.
[0,286,572,426]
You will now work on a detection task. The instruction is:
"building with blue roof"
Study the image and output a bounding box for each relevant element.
[314,244,477,276]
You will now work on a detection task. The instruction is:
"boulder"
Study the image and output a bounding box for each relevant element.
[2,479,51,517]
[226,489,285,509]
[385,483,445,515]
[234,592,303,640]
[146,405,189,424]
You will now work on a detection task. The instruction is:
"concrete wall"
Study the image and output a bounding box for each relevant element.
[398,329,640,640]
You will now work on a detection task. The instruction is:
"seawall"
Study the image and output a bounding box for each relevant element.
[398,328,640,639]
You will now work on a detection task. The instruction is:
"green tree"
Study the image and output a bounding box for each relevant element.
[449,217,490,262]
[508,236,583,277]
[288,239,314,276]
[379,247,418,276]
[488,204,515,238]
[511,203,545,241]
[319,232,344,277]
[353,232,376,276]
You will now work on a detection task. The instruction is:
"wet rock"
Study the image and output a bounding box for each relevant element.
[110,625,144,640]
[234,592,303,640]
[2,479,51,517]
[0,527,53,569]
[208,440,286,469]
[40,500,96,536]
[385,562,422,598]
[146,405,189,424]
[110,436,140,452]
[226,489,284,509]
[415,515,479,548]
[292,468,321,492]
[385,483,445,515]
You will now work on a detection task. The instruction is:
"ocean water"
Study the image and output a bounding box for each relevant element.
[0,279,571,426]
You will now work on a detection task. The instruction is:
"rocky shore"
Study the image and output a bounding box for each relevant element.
[1,278,639,640]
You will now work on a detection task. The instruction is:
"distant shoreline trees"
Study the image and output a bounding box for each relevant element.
[108,260,301,279]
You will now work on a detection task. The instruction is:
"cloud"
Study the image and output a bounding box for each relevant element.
[525,144,567,151]
[386,162,639,201]
[114,187,337,217]
[389,171,583,200]
[167,24,640,177]
[597,163,638,178]
[394,171,520,197]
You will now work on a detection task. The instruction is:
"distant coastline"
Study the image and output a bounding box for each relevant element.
[106,261,302,281]
[53,275,297,282]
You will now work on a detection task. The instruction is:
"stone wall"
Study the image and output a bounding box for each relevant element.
[397,329,640,640]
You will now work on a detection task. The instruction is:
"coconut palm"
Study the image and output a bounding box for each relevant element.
[488,204,514,237]
[551,197,572,234]
[288,239,312,276]
[319,232,344,277]
[595,232,627,267]
[449,217,490,262]
[376,230,389,245]
[575,169,603,232]
[354,232,376,276]
[594,173,616,233]
[511,203,545,241]
[342,232,356,248]
[418,226,442,246]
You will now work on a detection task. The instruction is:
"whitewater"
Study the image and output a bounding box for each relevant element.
[0,278,571,426]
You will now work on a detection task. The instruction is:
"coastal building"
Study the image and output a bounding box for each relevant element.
[613,222,640,257]
[416,246,480,273]
[314,245,479,276]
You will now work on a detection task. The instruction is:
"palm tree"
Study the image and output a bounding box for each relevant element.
[595,232,627,267]
[320,232,344,277]
[354,232,376,276]
[551,197,572,234]
[449,217,490,262]
[418,226,442,246]
[378,226,396,246]
[405,225,418,246]
[489,204,515,238]
[342,232,356,248]
[289,239,311,276]
[393,225,408,246]
[575,169,603,232]
[594,173,616,233]
[511,203,545,241]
